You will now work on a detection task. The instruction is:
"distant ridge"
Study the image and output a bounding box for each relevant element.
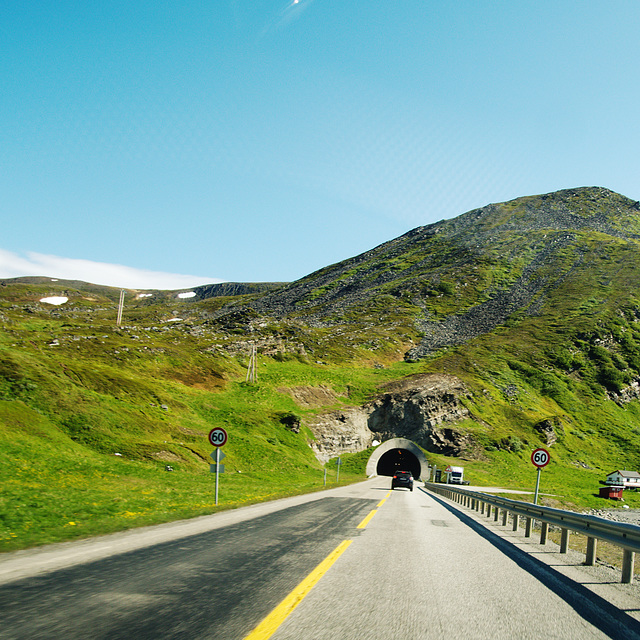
[193,282,286,300]
[0,276,286,299]
[0,276,119,289]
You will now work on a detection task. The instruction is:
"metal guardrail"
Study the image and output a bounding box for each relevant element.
[425,482,640,583]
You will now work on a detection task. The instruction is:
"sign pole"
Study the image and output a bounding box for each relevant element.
[215,447,220,505]
[531,448,550,506]
[208,428,228,506]
[534,466,541,505]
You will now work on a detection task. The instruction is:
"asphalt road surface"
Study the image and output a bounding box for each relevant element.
[2,478,640,639]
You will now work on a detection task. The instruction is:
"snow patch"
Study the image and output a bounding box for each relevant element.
[137,293,153,299]
[40,296,68,305]
[178,291,196,299]
[165,318,183,322]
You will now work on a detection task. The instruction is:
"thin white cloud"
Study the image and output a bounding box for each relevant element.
[261,0,316,36]
[0,250,224,290]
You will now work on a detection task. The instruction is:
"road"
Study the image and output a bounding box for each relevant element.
[2,478,640,639]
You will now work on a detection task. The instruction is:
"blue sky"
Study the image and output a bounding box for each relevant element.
[2,1,640,289]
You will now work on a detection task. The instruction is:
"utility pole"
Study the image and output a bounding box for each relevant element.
[116,289,125,326]
[246,343,257,383]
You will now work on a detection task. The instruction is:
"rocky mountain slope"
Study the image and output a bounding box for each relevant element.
[212,186,640,358]
[200,186,640,466]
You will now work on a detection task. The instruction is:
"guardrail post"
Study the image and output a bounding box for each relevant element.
[540,522,549,545]
[480,502,485,515]
[486,504,492,518]
[560,528,569,553]
[512,513,519,531]
[494,507,500,522]
[586,537,597,565]
[502,509,508,526]
[525,517,532,537]
[622,550,635,584]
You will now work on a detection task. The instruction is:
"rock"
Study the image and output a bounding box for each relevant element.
[610,380,640,405]
[365,374,476,456]
[277,412,301,433]
[305,406,372,464]
[534,416,566,446]
[303,373,480,462]
[427,426,483,458]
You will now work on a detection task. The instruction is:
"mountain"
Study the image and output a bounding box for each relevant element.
[206,185,640,463]
[4,185,640,550]
[211,186,640,358]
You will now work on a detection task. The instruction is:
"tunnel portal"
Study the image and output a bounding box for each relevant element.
[365,437,430,480]
[376,448,421,478]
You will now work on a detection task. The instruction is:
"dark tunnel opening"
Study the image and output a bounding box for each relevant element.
[376,448,421,479]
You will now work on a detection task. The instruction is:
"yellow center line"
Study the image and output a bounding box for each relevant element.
[243,539,353,640]
[385,490,392,498]
[357,509,378,529]
[377,498,386,507]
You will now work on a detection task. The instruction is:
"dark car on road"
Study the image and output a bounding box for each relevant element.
[391,470,413,491]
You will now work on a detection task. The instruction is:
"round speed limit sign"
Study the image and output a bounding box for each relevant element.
[531,447,550,468]
[208,427,228,448]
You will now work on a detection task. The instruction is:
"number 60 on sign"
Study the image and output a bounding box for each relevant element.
[208,427,228,448]
[531,447,550,468]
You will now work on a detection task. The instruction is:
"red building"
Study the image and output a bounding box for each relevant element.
[599,485,624,500]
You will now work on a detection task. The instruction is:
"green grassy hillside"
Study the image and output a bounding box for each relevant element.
[4,187,640,551]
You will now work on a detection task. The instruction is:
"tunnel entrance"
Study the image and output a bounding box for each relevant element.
[376,448,421,478]
[365,438,430,480]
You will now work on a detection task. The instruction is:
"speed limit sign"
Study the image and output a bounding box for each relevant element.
[531,448,550,468]
[208,427,228,448]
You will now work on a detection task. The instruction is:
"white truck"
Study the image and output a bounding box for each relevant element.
[447,466,464,484]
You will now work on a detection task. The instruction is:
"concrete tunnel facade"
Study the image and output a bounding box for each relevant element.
[365,438,430,480]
